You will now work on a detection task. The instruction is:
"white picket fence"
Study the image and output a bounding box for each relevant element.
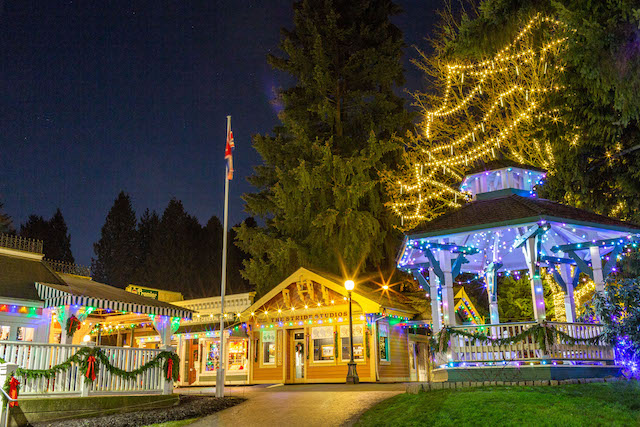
[0,342,169,396]
[448,321,614,364]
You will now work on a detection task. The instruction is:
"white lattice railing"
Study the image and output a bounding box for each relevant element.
[447,322,614,364]
[0,342,167,396]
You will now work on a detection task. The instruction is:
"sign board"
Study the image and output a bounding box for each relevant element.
[127,286,159,300]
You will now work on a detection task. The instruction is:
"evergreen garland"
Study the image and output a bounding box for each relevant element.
[433,322,604,354]
[0,346,179,404]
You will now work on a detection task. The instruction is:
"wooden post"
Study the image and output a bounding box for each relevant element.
[524,236,546,322]
[438,250,456,326]
[590,246,605,293]
[428,268,442,333]
[560,264,576,323]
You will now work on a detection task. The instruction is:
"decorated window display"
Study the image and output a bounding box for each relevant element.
[0,326,9,341]
[311,326,334,361]
[340,324,364,361]
[17,326,34,342]
[227,339,248,372]
[262,331,276,364]
[205,341,220,372]
[378,324,389,362]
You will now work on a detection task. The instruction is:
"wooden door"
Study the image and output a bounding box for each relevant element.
[188,339,198,384]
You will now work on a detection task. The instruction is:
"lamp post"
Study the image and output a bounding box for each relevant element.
[344,280,359,384]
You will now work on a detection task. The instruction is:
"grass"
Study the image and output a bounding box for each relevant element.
[144,418,198,427]
[356,382,640,427]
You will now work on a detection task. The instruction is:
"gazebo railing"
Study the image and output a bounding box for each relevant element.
[447,321,613,365]
[0,342,166,396]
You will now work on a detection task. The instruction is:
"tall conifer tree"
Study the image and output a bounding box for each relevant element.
[0,203,13,234]
[236,0,409,295]
[92,192,139,287]
[20,209,74,262]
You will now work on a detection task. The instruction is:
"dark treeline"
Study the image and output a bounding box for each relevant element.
[20,208,75,263]
[92,191,253,298]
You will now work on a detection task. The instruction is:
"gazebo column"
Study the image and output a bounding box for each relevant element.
[590,246,605,293]
[559,264,576,323]
[428,268,443,333]
[484,262,502,325]
[524,236,546,322]
[438,250,456,326]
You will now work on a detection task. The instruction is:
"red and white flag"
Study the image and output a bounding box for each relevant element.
[225,124,235,180]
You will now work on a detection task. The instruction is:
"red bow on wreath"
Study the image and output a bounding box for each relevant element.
[8,376,19,407]
[166,358,174,380]
[85,355,96,381]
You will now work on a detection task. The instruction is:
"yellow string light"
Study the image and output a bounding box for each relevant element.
[385,14,572,229]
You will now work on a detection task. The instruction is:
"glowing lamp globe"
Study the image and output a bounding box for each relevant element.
[344,280,355,291]
[82,335,91,343]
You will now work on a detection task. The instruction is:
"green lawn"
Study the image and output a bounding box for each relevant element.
[144,419,198,427]
[356,382,640,427]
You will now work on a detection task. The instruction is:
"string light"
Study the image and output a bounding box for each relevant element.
[386,14,573,229]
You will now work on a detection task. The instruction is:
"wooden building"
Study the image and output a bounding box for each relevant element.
[244,268,429,384]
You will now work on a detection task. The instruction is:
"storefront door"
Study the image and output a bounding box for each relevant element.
[187,339,199,385]
[291,330,305,383]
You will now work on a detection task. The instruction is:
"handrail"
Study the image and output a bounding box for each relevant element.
[450,321,603,329]
[0,383,17,427]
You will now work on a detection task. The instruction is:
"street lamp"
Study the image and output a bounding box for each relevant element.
[344,280,359,384]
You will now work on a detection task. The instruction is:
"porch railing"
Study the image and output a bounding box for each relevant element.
[447,322,614,365]
[0,342,167,396]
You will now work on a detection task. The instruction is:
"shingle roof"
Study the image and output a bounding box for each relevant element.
[0,254,64,301]
[410,194,640,236]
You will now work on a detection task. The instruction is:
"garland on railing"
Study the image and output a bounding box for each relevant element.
[0,347,180,405]
[432,322,604,354]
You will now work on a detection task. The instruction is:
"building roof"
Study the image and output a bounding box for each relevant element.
[36,274,193,319]
[409,194,640,237]
[0,253,64,301]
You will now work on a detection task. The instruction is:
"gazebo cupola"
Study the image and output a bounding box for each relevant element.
[397,161,640,331]
[459,162,546,201]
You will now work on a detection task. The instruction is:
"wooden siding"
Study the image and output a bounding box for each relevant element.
[377,322,410,381]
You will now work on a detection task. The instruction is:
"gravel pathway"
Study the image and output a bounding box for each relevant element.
[33,395,244,427]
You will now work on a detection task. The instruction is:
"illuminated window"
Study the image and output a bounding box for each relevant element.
[205,341,220,372]
[311,326,334,361]
[0,326,9,341]
[262,331,276,365]
[228,339,248,372]
[340,324,364,361]
[378,324,389,362]
[17,327,34,342]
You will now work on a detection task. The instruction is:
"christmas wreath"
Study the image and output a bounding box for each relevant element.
[65,315,81,337]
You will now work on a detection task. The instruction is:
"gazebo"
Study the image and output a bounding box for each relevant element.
[397,162,640,380]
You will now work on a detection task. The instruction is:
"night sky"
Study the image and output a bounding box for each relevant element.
[1,1,441,266]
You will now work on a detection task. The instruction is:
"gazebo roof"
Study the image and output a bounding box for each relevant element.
[465,159,547,175]
[410,194,640,238]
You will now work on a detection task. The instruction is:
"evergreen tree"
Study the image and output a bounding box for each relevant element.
[132,208,160,285]
[144,199,205,297]
[92,192,139,288]
[20,209,74,262]
[236,0,409,295]
[0,202,14,234]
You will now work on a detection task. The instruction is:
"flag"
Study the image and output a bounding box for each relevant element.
[225,124,235,180]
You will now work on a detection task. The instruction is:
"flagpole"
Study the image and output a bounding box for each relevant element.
[216,115,231,398]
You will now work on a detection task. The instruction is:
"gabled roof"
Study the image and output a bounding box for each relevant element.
[245,267,417,317]
[409,194,640,237]
[36,274,193,319]
[465,159,546,175]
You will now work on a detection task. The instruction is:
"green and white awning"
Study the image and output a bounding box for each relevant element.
[35,281,192,319]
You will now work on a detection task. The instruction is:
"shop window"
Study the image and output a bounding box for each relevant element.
[340,324,364,361]
[378,323,389,362]
[0,326,9,341]
[262,331,276,365]
[205,341,220,372]
[17,327,34,342]
[311,326,334,361]
[228,339,248,372]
